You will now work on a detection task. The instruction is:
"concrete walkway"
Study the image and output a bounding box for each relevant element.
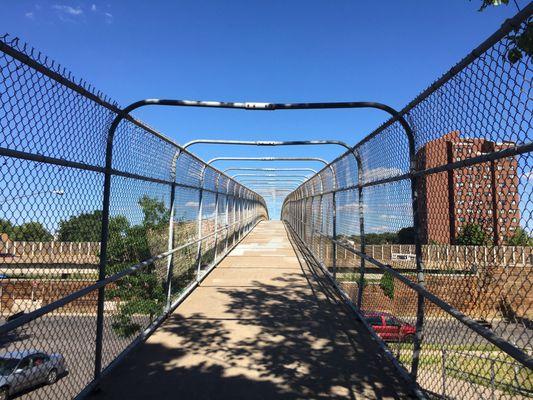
[94,221,412,399]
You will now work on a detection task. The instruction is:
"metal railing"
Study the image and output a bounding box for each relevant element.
[0,34,268,399]
[282,5,532,399]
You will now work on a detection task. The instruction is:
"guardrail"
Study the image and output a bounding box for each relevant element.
[282,5,533,399]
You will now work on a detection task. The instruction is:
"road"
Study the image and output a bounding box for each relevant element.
[0,314,149,399]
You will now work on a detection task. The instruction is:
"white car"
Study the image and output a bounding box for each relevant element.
[0,350,67,399]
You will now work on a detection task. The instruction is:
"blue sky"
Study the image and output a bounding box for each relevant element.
[1,0,529,222]
[1,1,526,159]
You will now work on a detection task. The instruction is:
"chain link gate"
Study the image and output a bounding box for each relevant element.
[283,5,532,399]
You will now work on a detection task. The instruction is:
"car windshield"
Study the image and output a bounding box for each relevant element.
[0,358,20,376]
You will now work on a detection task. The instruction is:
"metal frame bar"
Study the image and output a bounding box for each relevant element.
[183,139,352,150]
[238,179,307,184]
[224,167,318,174]
[232,174,313,179]
[208,156,329,165]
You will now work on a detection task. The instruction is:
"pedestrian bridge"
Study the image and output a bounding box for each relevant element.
[93,221,410,399]
[0,6,532,400]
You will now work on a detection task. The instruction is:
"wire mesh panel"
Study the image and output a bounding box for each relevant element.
[0,35,267,399]
[282,7,532,399]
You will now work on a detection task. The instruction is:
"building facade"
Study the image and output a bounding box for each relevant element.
[416,131,520,245]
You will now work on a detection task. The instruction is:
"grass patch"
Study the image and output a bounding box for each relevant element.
[392,345,532,396]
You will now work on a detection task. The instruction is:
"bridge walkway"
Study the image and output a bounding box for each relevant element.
[93,220,412,399]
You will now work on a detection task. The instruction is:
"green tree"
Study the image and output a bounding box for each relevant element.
[11,222,53,242]
[456,223,490,246]
[57,210,103,242]
[507,227,532,246]
[364,232,398,245]
[107,196,168,338]
[380,271,395,300]
[477,0,532,63]
[138,195,170,231]
[0,219,14,238]
[398,227,416,244]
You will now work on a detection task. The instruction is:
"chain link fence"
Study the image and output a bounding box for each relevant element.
[0,34,268,399]
[283,5,532,399]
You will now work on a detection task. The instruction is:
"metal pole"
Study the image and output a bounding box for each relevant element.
[355,152,366,310]
[441,349,447,397]
[212,174,221,264]
[93,107,126,381]
[195,165,207,280]
[165,183,176,309]
[332,191,338,280]
[236,187,243,241]
[490,359,496,400]
[405,118,426,382]
[224,180,231,253]
[165,149,180,310]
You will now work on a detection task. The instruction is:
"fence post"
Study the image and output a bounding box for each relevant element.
[223,180,231,253]
[401,113,426,382]
[441,349,447,397]
[236,190,242,241]
[212,176,221,264]
[93,111,123,381]
[164,150,181,310]
[165,182,176,310]
[332,191,338,280]
[195,167,206,280]
[355,153,366,310]
[490,359,496,400]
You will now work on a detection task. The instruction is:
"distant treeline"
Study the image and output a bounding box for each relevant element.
[338,223,531,246]
[339,227,416,245]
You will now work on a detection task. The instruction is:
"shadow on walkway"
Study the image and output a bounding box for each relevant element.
[91,221,413,399]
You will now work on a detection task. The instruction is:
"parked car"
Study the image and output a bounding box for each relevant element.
[363,311,415,342]
[0,350,67,399]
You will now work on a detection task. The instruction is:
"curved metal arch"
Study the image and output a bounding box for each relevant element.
[183,139,352,150]
[239,179,305,183]
[232,174,313,179]
[207,156,328,165]
[224,167,318,174]
[225,167,323,194]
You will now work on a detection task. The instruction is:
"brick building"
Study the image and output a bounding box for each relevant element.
[416,131,520,245]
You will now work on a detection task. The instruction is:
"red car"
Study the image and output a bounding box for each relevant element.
[363,311,416,342]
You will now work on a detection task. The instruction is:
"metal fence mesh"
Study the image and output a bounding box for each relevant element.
[0,34,267,399]
[283,7,532,399]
